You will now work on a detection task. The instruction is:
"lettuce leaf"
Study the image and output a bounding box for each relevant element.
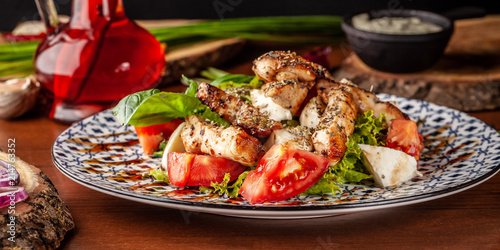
[350,110,387,146]
[302,110,386,195]
[148,169,169,183]
[302,140,371,195]
[112,76,230,127]
[201,171,250,198]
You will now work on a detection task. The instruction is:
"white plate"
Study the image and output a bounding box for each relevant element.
[52,94,500,219]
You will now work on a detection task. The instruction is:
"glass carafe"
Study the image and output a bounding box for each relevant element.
[34,0,165,123]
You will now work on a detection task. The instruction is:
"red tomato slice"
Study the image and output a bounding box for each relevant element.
[386,119,424,161]
[167,152,195,187]
[187,155,246,187]
[239,144,329,203]
[166,153,246,187]
[134,119,183,155]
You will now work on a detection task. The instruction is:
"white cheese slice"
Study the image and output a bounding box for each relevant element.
[161,122,186,171]
[358,144,422,188]
[250,89,292,121]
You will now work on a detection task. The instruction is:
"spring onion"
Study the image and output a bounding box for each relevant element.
[0,15,343,78]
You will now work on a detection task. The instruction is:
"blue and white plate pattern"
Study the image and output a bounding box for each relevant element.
[52,94,500,219]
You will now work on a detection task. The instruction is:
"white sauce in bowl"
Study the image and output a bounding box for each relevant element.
[352,13,443,35]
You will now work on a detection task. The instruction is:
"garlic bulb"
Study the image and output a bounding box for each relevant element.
[0,76,41,119]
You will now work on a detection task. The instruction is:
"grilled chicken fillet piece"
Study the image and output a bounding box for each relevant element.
[259,79,315,115]
[338,78,409,126]
[252,51,331,83]
[318,78,408,127]
[300,96,326,129]
[312,84,358,166]
[182,115,264,166]
[196,82,282,138]
[263,126,314,152]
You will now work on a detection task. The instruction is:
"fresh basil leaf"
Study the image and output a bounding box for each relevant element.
[125,92,206,126]
[183,75,198,97]
[183,75,230,127]
[112,89,161,125]
[113,88,230,127]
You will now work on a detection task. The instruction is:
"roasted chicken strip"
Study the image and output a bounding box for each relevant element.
[312,84,358,166]
[317,78,408,127]
[252,51,331,83]
[196,82,282,138]
[300,96,326,129]
[259,79,315,115]
[182,115,264,166]
[339,78,409,125]
[263,126,314,152]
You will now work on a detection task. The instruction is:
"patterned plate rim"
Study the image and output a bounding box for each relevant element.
[53,156,500,212]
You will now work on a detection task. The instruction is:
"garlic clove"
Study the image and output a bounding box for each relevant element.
[0,76,41,119]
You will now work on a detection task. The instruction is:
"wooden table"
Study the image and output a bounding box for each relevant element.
[1,44,499,249]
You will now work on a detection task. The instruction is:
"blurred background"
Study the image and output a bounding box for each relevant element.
[1,0,499,31]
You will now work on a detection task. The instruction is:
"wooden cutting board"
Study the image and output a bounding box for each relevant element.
[333,15,500,111]
[0,152,74,249]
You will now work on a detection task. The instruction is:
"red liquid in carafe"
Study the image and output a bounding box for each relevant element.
[34,0,165,123]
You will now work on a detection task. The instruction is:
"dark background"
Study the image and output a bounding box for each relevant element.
[0,0,499,31]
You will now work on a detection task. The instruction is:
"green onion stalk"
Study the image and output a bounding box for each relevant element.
[0,15,343,78]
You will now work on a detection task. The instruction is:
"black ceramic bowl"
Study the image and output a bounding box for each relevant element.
[342,9,454,73]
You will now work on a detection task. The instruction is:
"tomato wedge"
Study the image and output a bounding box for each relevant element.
[239,144,329,203]
[386,119,424,161]
[134,119,183,155]
[166,152,246,187]
[167,152,195,187]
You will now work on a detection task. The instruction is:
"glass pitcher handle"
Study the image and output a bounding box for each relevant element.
[34,0,59,34]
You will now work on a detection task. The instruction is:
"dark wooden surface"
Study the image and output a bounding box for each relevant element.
[1,44,500,249]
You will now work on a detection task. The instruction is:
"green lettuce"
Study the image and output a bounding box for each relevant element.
[302,141,371,195]
[350,110,387,146]
[153,141,168,157]
[302,110,387,195]
[200,171,250,198]
[112,76,230,127]
[148,169,169,183]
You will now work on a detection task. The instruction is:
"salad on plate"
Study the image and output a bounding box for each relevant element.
[112,51,424,204]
